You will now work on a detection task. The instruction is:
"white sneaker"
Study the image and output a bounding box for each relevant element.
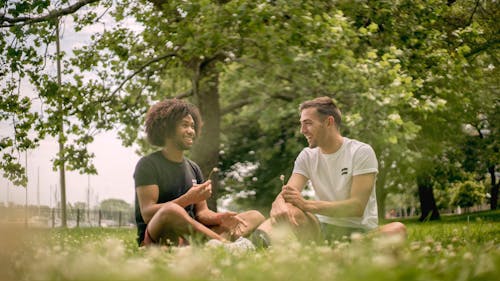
[205,239,224,248]
[205,237,255,253]
[226,237,256,253]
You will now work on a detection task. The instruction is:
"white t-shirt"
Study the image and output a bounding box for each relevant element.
[292,137,379,230]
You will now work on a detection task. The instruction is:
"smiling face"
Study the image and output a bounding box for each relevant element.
[145,99,202,148]
[172,114,196,151]
[300,107,328,148]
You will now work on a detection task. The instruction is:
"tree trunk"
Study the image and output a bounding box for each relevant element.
[191,64,220,211]
[417,174,440,221]
[488,165,498,210]
[376,174,388,220]
[56,20,67,228]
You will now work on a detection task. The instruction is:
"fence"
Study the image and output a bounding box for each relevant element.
[0,205,135,228]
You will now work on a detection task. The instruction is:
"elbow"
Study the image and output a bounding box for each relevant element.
[141,212,152,224]
[140,205,155,224]
[139,201,158,224]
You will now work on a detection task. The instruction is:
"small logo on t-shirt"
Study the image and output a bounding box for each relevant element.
[341,168,348,175]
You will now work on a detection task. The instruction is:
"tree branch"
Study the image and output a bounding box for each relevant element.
[465,38,500,59]
[466,0,481,27]
[0,0,100,28]
[175,89,193,99]
[148,0,232,10]
[221,97,253,115]
[200,52,227,72]
[219,90,298,116]
[270,93,296,102]
[100,52,178,102]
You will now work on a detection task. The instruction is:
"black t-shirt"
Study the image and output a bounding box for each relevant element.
[133,151,203,245]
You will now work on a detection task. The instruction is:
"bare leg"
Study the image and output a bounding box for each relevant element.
[257,206,321,244]
[255,219,273,236]
[212,210,265,241]
[376,222,407,237]
[147,202,225,245]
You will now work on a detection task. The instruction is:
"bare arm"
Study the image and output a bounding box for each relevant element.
[136,185,162,224]
[194,201,220,225]
[272,173,308,210]
[283,173,376,218]
[269,173,309,225]
[136,180,212,224]
[195,200,246,230]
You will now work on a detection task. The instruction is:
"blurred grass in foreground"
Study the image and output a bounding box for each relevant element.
[3,210,499,281]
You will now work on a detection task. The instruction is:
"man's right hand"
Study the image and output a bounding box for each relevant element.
[183,180,212,205]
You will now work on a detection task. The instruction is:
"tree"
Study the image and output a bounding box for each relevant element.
[70,0,267,208]
[336,0,499,218]
[99,198,132,213]
[2,0,498,218]
[99,198,132,222]
[460,68,499,210]
[1,0,126,226]
[76,0,415,210]
[451,180,485,212]
[218,7,422,214]
[72,201,87,210]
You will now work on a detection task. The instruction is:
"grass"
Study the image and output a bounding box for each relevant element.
[2,210,499,281]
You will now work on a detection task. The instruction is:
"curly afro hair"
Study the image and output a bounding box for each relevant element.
[144,99,202,147]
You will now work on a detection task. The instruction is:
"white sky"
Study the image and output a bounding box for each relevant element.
[1,7,142,207]
[0,132,140,207]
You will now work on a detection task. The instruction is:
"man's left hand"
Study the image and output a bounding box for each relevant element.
[282,186,307,210]
[216,212,248,238]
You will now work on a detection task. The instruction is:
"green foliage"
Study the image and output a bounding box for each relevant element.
[334,0,499,214]
[451,180,486,209]
[0,0,58,185]
[1,0,498,215]
[217,2,423,209]
[0,0,125,186]
[99,198,133,213]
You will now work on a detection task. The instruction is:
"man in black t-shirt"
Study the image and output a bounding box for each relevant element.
[134,99,264,247]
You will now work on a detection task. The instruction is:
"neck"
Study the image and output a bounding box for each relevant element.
[162,144,184,163]
[320,133,343,154]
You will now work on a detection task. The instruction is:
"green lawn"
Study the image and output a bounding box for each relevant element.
[3,210,499,281]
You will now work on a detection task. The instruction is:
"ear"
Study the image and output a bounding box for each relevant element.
[326,116,335,127]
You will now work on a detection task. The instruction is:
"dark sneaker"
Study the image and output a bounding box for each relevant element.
[249,229,271,249]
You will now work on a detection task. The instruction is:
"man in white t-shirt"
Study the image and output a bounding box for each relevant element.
[255,97,405,244]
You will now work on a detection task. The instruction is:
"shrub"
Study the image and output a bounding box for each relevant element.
[451,180,485,210]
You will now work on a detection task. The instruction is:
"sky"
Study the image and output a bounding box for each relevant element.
[0,132,140,207]
[1,7,142,207]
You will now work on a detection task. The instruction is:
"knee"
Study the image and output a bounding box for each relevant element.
[383,222,407,236]
[247,210,266,225]
[394,222,407,235]
[290,210,310,226]
[270,207,309,226]
[238,210,266,230]
[155,202,186,221]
